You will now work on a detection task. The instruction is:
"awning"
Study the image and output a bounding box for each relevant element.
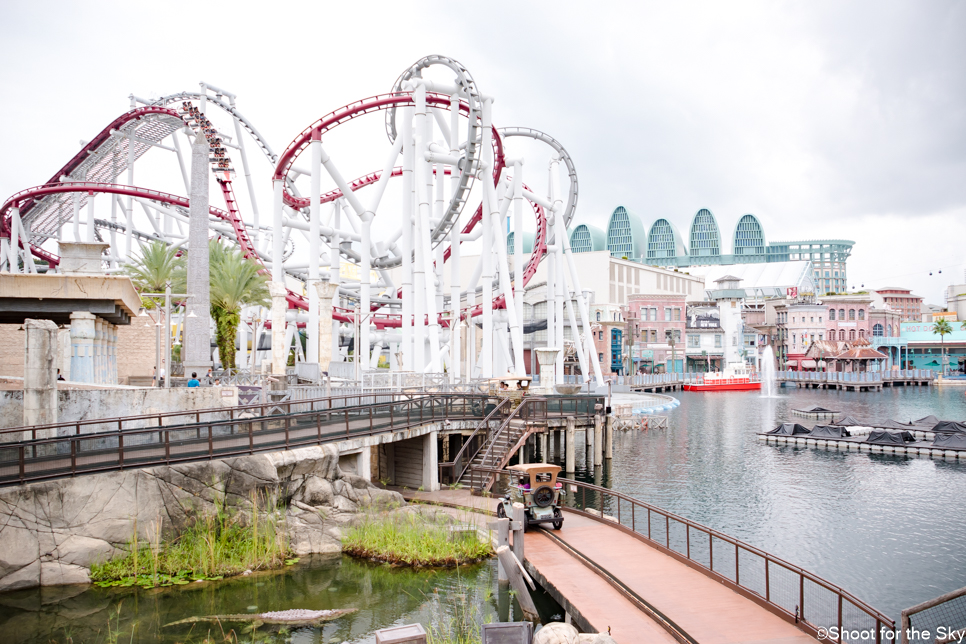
[787,360,798,367]
[801,359,817,368]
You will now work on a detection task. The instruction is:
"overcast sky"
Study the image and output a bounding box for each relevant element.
[1,1,963,305]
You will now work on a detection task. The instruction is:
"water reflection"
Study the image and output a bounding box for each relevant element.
[0,555,559,644]
[561,387,966,623]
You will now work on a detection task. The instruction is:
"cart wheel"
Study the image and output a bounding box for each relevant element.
[522,515,530,532]
[496,502,506,519]
[553,508,563,530]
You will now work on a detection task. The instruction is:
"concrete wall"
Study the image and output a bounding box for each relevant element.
[0,386,239,432]
[0,322,156,384]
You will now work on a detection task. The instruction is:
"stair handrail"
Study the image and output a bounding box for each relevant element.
[471,398,530,492]
[439,397,510,484]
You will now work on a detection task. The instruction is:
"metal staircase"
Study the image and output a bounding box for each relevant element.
[462,398,544,493]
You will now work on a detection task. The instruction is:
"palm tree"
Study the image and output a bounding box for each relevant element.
[123,240,186,307]
[208,241,270,370]
[932,318,953,374]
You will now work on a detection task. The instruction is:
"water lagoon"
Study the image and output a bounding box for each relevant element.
[570,386,966,623]
[0,554,557,644]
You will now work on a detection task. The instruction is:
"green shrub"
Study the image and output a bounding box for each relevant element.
[91,505,289,588]
[343,510,491,567]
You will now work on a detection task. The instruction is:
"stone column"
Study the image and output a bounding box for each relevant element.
[24,319,59,431]
[315,280,339,373]
[94,318,104,384]
[69,312,96,384]
[183,129,212,375]
[58,329,71,381]
[422,429,440,492]
[110,323,118,384]
[534,347,560,394]
[269,282,289,379]
[565,416,575,473]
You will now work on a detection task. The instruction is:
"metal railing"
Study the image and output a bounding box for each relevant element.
[0,394,602,487]
[438,398,510,485]
[477,468,894,643]
[468,401,531,492]
[0,394,490,486]
[901,586,966,644]
[775,369,934,383]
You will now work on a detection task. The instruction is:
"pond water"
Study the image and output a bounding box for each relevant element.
[562,385,966,624]
[0,554,560,644]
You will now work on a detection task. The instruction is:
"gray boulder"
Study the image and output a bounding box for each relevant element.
[533,622,580,644]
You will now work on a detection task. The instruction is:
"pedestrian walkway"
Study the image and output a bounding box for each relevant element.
[401,488,817,643]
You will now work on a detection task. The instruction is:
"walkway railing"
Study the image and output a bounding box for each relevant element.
[478,467,894,642]
[775,370,934,384]
[0,394,602,487]
[438,398,510,485]
[900,585,966,644]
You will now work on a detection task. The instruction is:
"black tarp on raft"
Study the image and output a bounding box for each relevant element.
[932,421,966,435]
[810,425,851,438]
[933,433,966,450]
[866,430,907,446]
[767,423,811,435]
[834,415,863,427]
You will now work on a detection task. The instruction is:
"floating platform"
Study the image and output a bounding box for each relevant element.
[757,432,966,460]
[791,406,839,420]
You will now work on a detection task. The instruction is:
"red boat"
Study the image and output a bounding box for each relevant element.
[683,364,761,392]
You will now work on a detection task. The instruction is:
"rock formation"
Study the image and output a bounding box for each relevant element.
[0,444,403,591]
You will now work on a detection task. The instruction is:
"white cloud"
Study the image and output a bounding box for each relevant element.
[1,0,962,303]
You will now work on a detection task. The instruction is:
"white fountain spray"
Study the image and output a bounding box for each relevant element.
[760,345,778,398]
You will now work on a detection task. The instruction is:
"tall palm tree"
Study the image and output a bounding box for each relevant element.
[209,241,270,370]
[123,240,186,307]
[932,318,953,374]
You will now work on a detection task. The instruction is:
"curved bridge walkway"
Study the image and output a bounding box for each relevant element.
[403,484,893,644]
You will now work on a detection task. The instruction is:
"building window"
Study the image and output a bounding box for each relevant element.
[673,308,681,321]
[819,316,822,323]
[849,329,856,341]
[873,324,883,337]
[714,335,722,348]
[651,330,657,342]
[848,309,855,320]
[839,329,846,341]
[596,311,600,321]
[858,309,865,320]
[599,353,604,361]
[810,317,814,323]
[664,308,672,322]
[599,331,603,340]
[829,309,836,320]
[792,334,796,346]
[859,328,866,338]
[819,332,824,341]
[839,309,845,319]
[688,335,700,348]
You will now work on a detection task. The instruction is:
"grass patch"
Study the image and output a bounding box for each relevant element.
[91,504,290,588]
[343,510,492,567]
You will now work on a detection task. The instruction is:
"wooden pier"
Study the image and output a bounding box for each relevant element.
[402,483,892,644]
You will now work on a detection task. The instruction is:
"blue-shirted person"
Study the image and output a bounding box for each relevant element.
[187,372,201,388]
